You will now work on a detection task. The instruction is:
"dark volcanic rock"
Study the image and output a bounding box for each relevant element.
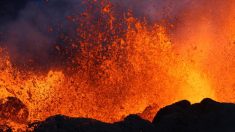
[152,100,195,132]
[33,115,122,132]
[114,114,156,132]
[153,98,235,132]
[32,114,155,132]
[0,97,29,123]
[25,98,235,132]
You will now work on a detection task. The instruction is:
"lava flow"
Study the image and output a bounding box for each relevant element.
[0,0,235,129]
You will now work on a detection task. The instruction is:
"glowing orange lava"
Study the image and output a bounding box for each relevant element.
[0,1,234,130]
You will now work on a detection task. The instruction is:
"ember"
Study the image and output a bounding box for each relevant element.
[0,0,234,131]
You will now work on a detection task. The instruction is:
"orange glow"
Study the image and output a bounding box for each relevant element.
[0,0,235,131]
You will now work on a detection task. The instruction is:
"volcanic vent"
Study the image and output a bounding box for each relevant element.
[0,0,235,131]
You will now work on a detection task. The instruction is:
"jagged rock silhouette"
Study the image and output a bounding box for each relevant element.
[152,98,235,132]
[2,97,235,132]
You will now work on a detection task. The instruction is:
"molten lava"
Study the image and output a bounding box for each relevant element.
[0,0,235,131]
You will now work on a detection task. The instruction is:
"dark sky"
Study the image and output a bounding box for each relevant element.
[0,0,29,24]
[0,0,190,25]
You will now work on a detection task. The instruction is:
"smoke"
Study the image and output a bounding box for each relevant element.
[0,0,84,69]
[0,0,234,71]
[112,0,191,22]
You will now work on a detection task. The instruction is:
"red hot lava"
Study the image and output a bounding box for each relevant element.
[0,0,235,130]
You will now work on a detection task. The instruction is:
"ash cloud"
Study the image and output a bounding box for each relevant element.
[0,0,84,70]
[0,0,233,70]
[0,0,29,26]
[112,0,191,22]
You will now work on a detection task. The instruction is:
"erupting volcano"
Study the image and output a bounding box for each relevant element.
[0,0,235,131]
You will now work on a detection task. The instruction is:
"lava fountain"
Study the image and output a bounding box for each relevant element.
[0,0,234,129]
